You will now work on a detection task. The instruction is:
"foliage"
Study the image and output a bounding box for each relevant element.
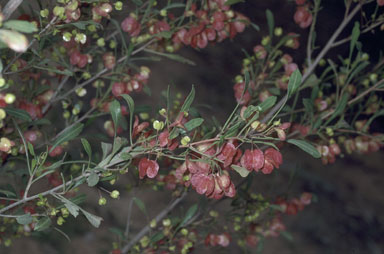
[0,0,383,253]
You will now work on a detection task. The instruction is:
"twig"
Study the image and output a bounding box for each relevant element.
[52,38,156,103]
[2,0,24,20]
[42,76,70,114]
[121,192,187,253]
[347,78,384,105]
[332,19,384,48]
[306,0,321,66]
[124,191,137,239]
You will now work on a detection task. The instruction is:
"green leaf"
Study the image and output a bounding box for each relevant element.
[350,22,360,57]
[258,96,277,112]
[132,197,147,215]
[69,20,101,30]
[4,107,32,122]
[81,138,92,158]
[101,142,112,160]
[81,209,103,228]
[180,204,198,227]
[150,232,165,243]
[87,172,99,187]
[180,86,195,113]
[16,213,33,225]
[131,0,143,5]
[144,49,195,66]
[34,217,51,231]
[231,165,250,177]
[169,128,181,140]
[3,20,38,33]
[163,3,186,9]
[121,94,135,144]
[287,139,321,158]
[184,118,204,131]
[225,0,245,5]
[266,9,274,38]
[34,66,73,76]
[50,123,84,153]
[0,189,16,198]
[325,93,349,125]
[156,31,173,39]
[27,142,35,157]
[110,100,122,132]
[287,69,302,98]
[64,201,80,218]
[243,105,260,119]
[281,231,294,242]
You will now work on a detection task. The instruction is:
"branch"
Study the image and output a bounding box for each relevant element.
[121,192,187,253]
[347,78,384,105]
[332,19,384,48]
[52,38,156,103]
[2,0,23,20]
[261,3,362,124]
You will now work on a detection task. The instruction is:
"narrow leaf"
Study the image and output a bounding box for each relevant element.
[110,100,122,132]
[350,22,360,57]
[3,20,38,33]
[121,94,134,144]
[34,217,52,231]
[287,69,302,97]
[81,138,92,158]
[132,197,147,215]
[258,96,277,112]
[287,139,321,158]
[225,0,245,5]
[184,118,204,131]
[180,86,195,113]
[4,107,32,122]
[50,123,84,152]
[180,204,198,227]
[0,189,16,198]
[266,9,274,38]
[144,49,195,66]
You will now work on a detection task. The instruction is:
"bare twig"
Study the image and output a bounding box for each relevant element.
[121,192,187,253]
[42,76,70,114]
[332,19,384,48]
[347,78,384,105]
[2,0,24,20]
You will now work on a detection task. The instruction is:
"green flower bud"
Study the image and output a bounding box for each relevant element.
[110,190,120,199]
[162,218,171,227]
[181,136,191,146]
[0,78,5,87]
[40,9,49,18]
[274,27,283,36]
[53,6,65,17]
[153,120,165,131]
[98,197,107,206]
[4,93,16,104]
[114,1,123,10]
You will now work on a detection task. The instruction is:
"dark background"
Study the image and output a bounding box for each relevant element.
[1,1,384,253]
